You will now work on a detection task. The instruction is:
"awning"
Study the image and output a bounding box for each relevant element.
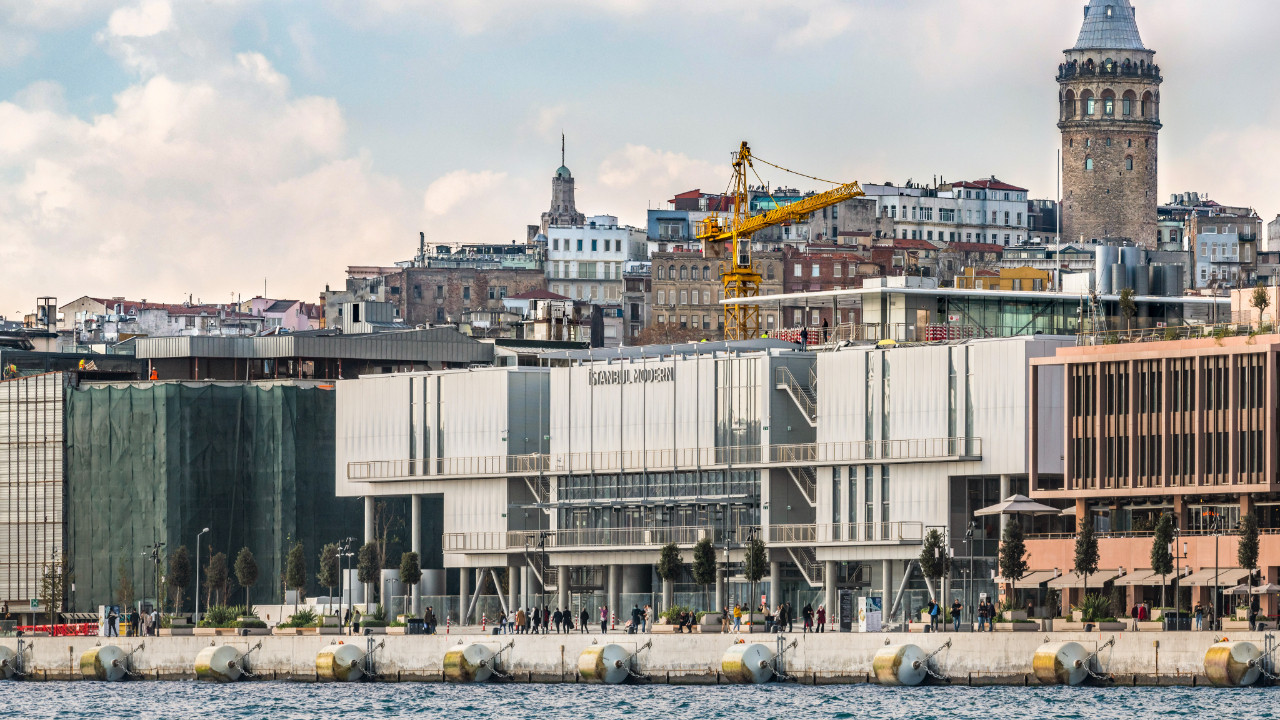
[1048,569,1123,589]
[1115,568,1191,587]
[1181,568,1254,587]
[1008,570,1060,589]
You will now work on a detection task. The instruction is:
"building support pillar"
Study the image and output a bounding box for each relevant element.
[715,568,726,614]
[410,495,421,617]
[824,561,837,626]
[662,576,673,613]
[770,561,782,609]
[881,559,893,624]
[608,564,621,628]
[363,496,375,607]
[998,475,1012,536]
[520,566,530,611]
[508,565,519,615]
[459,568,470,626]
[557,567,569,613]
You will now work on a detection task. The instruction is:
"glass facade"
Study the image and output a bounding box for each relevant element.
[715,357,759,450]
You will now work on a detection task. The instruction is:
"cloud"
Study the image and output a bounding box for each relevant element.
[0,29,36,66]
[423,169,508,217]
[106,0,172,38]
[532,104,567,138]
[774,1,856,49]
[0,50,415,313]
[586,144,721,226]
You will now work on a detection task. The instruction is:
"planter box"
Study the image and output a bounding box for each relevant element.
[1072,610,1084,622]
[272,627,301,636]
[386,626,407,635]
[194,627,242,636]
[994,622,1038,632]
[1007,610,1028,622]
[1236,608,1250,620]
[158,627,194,636]
[318,627,341,635]
[1055,620,1126,632]
[1222,619,1252,631]
[1136,621,1164,631]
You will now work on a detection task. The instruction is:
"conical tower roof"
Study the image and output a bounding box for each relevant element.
[1073,0,1145,51]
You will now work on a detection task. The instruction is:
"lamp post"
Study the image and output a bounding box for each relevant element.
[965,522,975,631]
[195,527,209,620]
[339,536,355,634]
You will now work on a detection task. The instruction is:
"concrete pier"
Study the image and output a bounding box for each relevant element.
[3,630,1264,685]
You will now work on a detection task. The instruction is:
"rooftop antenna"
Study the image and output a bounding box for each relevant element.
[561,132,565,167]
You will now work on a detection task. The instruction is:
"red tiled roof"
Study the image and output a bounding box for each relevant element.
[951,178,1028,193]
[889,239,938,251]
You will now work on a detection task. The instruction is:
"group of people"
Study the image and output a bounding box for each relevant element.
[101,606,159,637]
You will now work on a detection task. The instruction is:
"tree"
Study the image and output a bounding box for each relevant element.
[691,537,717,607]
[1150,513,1174,608]
[743,536,768,611]
[285,542,307,613]
[918,528,951,601]
[167,546,192,612]
[205,552,229,607]
[234,547,259,612]
[399,551,422,616]
[655,542,683,613]
[1238,513,1260,585]
[1118,287,1137,332]
[1074,516,1100,599]
[357,541,380,602]
[998,519,1029,601]
[117,557,135,610]
[39,551,70,626]
[317,543,340,613]
[1251,283,1271,330]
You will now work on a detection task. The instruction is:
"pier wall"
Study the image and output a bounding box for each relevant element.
[4,630,1268,685]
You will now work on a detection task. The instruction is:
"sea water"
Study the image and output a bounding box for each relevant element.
[1,683,1277,720]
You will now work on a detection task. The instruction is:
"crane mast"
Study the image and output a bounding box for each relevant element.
[697,142,864,340]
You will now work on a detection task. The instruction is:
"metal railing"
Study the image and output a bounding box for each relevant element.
[443,526,761,552]
[350,437,981,481]
[768,522,925,545]
[774,366,817,421]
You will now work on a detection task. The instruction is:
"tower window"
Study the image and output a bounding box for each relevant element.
[1126,156,1134,171]
[1085,157,1094,171]
[1087,97,1096,115]
[1104,98,1114,116]
[1106,138,1112,147]
[1123,98,1132,115]
[1127,139,1132,147]
[1085,138,1092,148]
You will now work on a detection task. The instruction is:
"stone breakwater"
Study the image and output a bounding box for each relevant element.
[3,631,1272,686]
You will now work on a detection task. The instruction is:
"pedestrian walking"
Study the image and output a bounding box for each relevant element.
[579,608,589,634]
[928,601,940,632]
[631,605,643,635]
[785,602,794,632]
[802,602,814,633]
[1194,602,1204,631]
[816,605,826,633]
[732,604,742,631]
[642,604,650,633]
[951,599,963,632]
[600,605,608,633]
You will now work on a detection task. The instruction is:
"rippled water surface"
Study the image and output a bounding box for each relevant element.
[1,682,1278,720]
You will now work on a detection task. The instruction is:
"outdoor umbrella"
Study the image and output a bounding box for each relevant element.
[974,495,1062,517]
[1223,584,1253,596]
[1250,583,1280,595]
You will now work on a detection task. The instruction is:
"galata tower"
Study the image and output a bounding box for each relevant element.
[1058,0,1161,248]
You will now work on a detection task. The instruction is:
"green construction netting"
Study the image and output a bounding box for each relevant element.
[65,383,361,611]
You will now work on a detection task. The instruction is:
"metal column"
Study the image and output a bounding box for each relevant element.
[508,566,518,616]
[363,496,375,608]
[824,561,837,626]
[410,495,421,617]
[608,564,621,627]
[770,561,781,609]
[459,567,470,626]
[557,567,569,613]
[881,559,893,624]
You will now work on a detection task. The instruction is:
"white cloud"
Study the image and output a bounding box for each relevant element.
[587,144,721,227]
[106,0,172,38]
[423,169,508,217]
[774,1,856,49]
[0,50,414,313]
[532,104,567,138]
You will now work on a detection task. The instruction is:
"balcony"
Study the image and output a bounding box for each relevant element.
[769,522,924,546]
[442,526,754,553]
[348,437,980,481]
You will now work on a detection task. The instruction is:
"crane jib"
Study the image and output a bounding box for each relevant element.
[697,181,865,243]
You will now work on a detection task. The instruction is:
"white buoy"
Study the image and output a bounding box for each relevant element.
[1033,641,1090,686]
[720,643,775,684]
[1204,641,1262,687]
[79,645,130,682]
[578,644,633,684]
[0,646,17,680]
[443,643,498,683]
[316,643,366,682]
[194,645,245,683]
[872,644,928,686]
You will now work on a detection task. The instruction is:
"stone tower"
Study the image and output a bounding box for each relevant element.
[540,134,586,234]
[1058,0,1162,248]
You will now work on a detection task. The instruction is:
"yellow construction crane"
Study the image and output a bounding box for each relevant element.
[697,142,864,340]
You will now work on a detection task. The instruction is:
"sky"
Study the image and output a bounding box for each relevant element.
[1,0,1278,318]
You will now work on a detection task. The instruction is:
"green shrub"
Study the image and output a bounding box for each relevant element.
[198,605,241,628]
[235,617,267,629]
[660,605,694,623]
[371,603,387,623]
[1072,592,1112,623]
[278,608,318,629]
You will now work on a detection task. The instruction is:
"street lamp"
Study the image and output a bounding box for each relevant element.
[195,527,209,620]
[965,522,976,631]
[339,537,355,633]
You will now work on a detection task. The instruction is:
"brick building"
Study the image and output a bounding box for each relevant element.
[779,245,874,327]
[1058,0,1163,247]
[649,250,783,337]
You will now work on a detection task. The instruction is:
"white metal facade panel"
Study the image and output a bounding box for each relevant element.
[0,373,64,604]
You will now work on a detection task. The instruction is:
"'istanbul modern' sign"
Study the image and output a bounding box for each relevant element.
[588,366,674,386]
